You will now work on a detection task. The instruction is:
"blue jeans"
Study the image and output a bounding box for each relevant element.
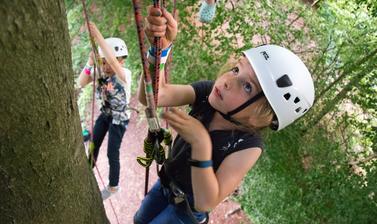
[134,180,207,224]
[90,112,128,186]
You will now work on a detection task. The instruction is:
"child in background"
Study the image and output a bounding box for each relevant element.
[134,6,315,224]
[78,22,132,200]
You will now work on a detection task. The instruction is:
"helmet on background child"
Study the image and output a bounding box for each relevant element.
[243,44,315,131]
[99,37,128,58]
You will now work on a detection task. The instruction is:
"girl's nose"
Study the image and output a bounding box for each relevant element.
[224,75,236,90]
[224,81,229,89]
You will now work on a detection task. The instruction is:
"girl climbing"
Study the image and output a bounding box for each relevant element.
[78,22,132,200]
[134,5,315,224]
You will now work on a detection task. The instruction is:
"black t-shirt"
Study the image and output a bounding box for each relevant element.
[161,80,264,194]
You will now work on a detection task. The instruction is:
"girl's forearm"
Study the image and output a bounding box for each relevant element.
[78,60,93,88]
[192,167,220,211]
[191,142,220,211]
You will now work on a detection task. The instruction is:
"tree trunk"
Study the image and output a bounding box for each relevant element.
[0,1,109,223]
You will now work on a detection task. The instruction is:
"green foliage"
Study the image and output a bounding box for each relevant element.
[231,1,377,222]
[65,0,377,223]
[239,128,377,224]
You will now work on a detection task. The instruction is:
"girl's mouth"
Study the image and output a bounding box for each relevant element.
[214,87,223,100]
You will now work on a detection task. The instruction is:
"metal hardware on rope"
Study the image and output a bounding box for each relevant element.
[136,129,171,167]
[132,0,160,133]
[132,0,162,196]
[133,0,177,196]
[150,0,165,195]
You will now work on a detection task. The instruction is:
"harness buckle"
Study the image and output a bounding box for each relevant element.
[169,183,185,204]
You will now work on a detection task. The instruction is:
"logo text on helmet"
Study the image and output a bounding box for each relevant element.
[260,51,269,60]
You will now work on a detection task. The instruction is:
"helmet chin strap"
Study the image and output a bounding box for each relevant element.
[216,92,265,125]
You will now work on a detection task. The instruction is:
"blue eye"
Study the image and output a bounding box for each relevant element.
[231,67,239,75]
[243,82,253,93]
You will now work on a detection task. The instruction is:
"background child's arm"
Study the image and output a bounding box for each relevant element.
[87,22,127,83]
[77,51,94,88]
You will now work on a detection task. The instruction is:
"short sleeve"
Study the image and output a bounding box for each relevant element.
[190,80,214,109]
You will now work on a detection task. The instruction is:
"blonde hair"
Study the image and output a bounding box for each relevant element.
[218,58,275,131]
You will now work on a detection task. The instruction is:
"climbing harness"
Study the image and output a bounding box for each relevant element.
[136,128,172,167]
[159,163,208,224]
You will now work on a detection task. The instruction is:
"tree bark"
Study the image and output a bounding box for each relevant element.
[0,1,109,223]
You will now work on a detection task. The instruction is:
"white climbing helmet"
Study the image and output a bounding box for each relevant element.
[243,45,315,131]
[98,37,128,58]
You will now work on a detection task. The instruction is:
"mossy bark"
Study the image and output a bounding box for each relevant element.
[0,1,109,223]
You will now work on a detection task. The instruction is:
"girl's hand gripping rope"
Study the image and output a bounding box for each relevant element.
[145,6,178,49]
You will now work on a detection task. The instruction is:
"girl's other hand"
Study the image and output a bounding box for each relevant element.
[162,108,210,148]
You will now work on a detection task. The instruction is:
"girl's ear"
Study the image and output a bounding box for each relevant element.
[247,103,274,129]
[233,104,272,131]
[247,115,267,129]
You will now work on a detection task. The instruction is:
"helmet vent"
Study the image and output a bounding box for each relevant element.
[276,74,292,88]
[294,97,300,103]
[284,93,291,100]
[295,107,302,113]
[115,46,119,51]
[303,108,308,113]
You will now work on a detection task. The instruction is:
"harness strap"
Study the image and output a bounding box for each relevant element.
[227,91,265,116]
[159,165,208,224]
[169,182,203,224]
